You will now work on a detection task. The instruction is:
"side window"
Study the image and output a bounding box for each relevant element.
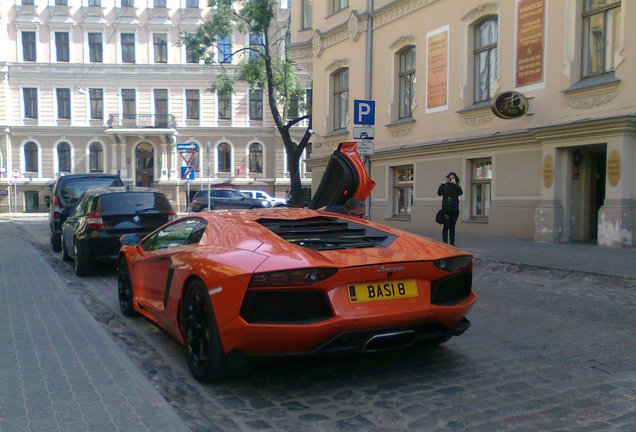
[141,219,207,252]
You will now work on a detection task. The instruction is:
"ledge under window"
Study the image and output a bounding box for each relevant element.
[324,129,348,138]
[456,100,491,114]
[563,72,619,94]
[562,72,620,109]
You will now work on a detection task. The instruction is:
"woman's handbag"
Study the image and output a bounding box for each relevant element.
[435,209,447,224]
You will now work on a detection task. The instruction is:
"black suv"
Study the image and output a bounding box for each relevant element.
[190,188,270,212]
[49,174,123,251]
[60,188,176,275]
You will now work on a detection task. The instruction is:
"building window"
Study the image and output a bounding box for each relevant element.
[154,89,168,127]
[57,142,71,172]
[217,143,231,173]
[473,16,498,103]
[55,32,69,62]
[186,34,200,63]
[393,166,413,216]
[330,0,347,14]
[88,0,101,6]
[249,142,263,174]
[154,0,166,6]
[56,88,71,119]
[89,33,103,63]
[89,142,103,172]
[89,88,103,120]
[582,0,621,78]
[333,68,348,130]
[23,88,38,119]
[288,94,299,119]
[301,0,312,30]
[249,33,263,61]
[122,89,136,119]
[121,33,135,63]
[154,33,167,63]
[186,89,200,120]
[186,0,198,7]
[24,142,38,172]
[470,158,492,218]
[22,31,36,62]
[121,0,134,7]
[249,90,263,120]
[218,92,231,120]
[398,46,415,119]
[55,0,68,5]
[217,35,232,64]
[22,0,35,4]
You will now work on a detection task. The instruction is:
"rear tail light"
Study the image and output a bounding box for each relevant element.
[249,268,337,288]
[168,209,177,221]
[86,212,104,230]
[434,256,472,272]
[53,196,61,219]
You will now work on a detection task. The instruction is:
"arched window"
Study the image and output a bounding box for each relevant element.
[332,68,348,130]
[398,46,415,118]
[217,142,231,173]
[57,141,71,172]
[249,142,263,174]
[473,16,498,103]
[89,142,103,172]
[24,142,38,172]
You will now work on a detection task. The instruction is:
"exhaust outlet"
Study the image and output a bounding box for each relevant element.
[364,330,416,351]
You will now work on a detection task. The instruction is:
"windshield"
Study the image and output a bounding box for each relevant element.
[99,192,173,215]
[59,177,123,206]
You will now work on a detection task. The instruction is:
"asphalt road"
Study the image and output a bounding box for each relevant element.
[15,221,636,432]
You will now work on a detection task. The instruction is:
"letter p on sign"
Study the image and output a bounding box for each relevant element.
[354,100,375,125]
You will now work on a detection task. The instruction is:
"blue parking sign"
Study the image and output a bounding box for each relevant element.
[181,166,195,181]
[354,100,375,125]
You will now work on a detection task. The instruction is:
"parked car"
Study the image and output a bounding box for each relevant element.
[118,142,475,382]
[49,174,123,252]
[239,190,287,207]
[190,188,270,212]
[61,188,175,275]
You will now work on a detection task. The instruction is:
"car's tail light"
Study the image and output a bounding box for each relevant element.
[249,268,337,288]
[53,196,61,219]
[86,212,104,230]
[168,209,177,221]
[433,256,472,272]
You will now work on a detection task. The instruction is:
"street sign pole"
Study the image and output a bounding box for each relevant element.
[207,141,211,211]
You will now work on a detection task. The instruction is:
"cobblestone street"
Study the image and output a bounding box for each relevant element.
[3,220,636,432]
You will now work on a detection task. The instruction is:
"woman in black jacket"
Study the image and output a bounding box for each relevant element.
[437,172,463,245]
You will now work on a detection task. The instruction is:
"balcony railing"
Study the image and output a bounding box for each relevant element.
[107,114,176,128]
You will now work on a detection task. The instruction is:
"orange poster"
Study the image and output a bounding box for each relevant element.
[516,0,545,87]
[427,30,448,110]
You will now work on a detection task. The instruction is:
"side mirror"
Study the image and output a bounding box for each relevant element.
[119,234,142,246]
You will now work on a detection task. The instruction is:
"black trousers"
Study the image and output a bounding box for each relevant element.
[442,210,459,245]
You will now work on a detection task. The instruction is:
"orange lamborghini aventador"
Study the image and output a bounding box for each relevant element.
[117,143,475,382]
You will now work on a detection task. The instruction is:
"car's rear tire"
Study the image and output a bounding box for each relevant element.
[118,257,137,317]
[73,241,91,276]
[60,235,71,262]
[182,279,228,382]
[51,231,61,252]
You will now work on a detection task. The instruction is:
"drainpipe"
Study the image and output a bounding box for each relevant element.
[365,0,374,218]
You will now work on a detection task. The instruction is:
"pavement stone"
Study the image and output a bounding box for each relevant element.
[0,221,190,432]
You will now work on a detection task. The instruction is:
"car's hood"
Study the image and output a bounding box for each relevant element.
[308,142,375,210]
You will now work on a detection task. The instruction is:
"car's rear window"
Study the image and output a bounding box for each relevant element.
[59,177,123,206]
[99,192,172,215]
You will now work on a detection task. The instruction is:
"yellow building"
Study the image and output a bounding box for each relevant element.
[290,0,635,247]
[0,0,309,213]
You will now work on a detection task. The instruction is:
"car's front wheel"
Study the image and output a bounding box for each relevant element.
[182,279,227,382]
[118,257,137,317]
[73,241,91,276]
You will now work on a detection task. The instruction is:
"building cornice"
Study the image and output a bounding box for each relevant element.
[374,0,441,30]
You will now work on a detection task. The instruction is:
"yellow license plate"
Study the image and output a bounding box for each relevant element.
[348,279,418,303]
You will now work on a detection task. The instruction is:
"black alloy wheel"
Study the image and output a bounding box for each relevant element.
[182,280,227,382]
[73,241,90,276]
[118,257,137,317]
[60,235,71,262]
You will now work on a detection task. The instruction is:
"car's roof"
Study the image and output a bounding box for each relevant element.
[84,187,157,197]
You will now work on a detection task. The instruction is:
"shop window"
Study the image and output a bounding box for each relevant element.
[470,158,492,218]
[393,166,413,216]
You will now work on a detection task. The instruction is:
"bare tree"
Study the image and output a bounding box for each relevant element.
[182,0,311,206]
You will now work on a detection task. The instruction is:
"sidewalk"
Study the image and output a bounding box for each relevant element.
[420,230,636,279]
[0,221,190,432]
